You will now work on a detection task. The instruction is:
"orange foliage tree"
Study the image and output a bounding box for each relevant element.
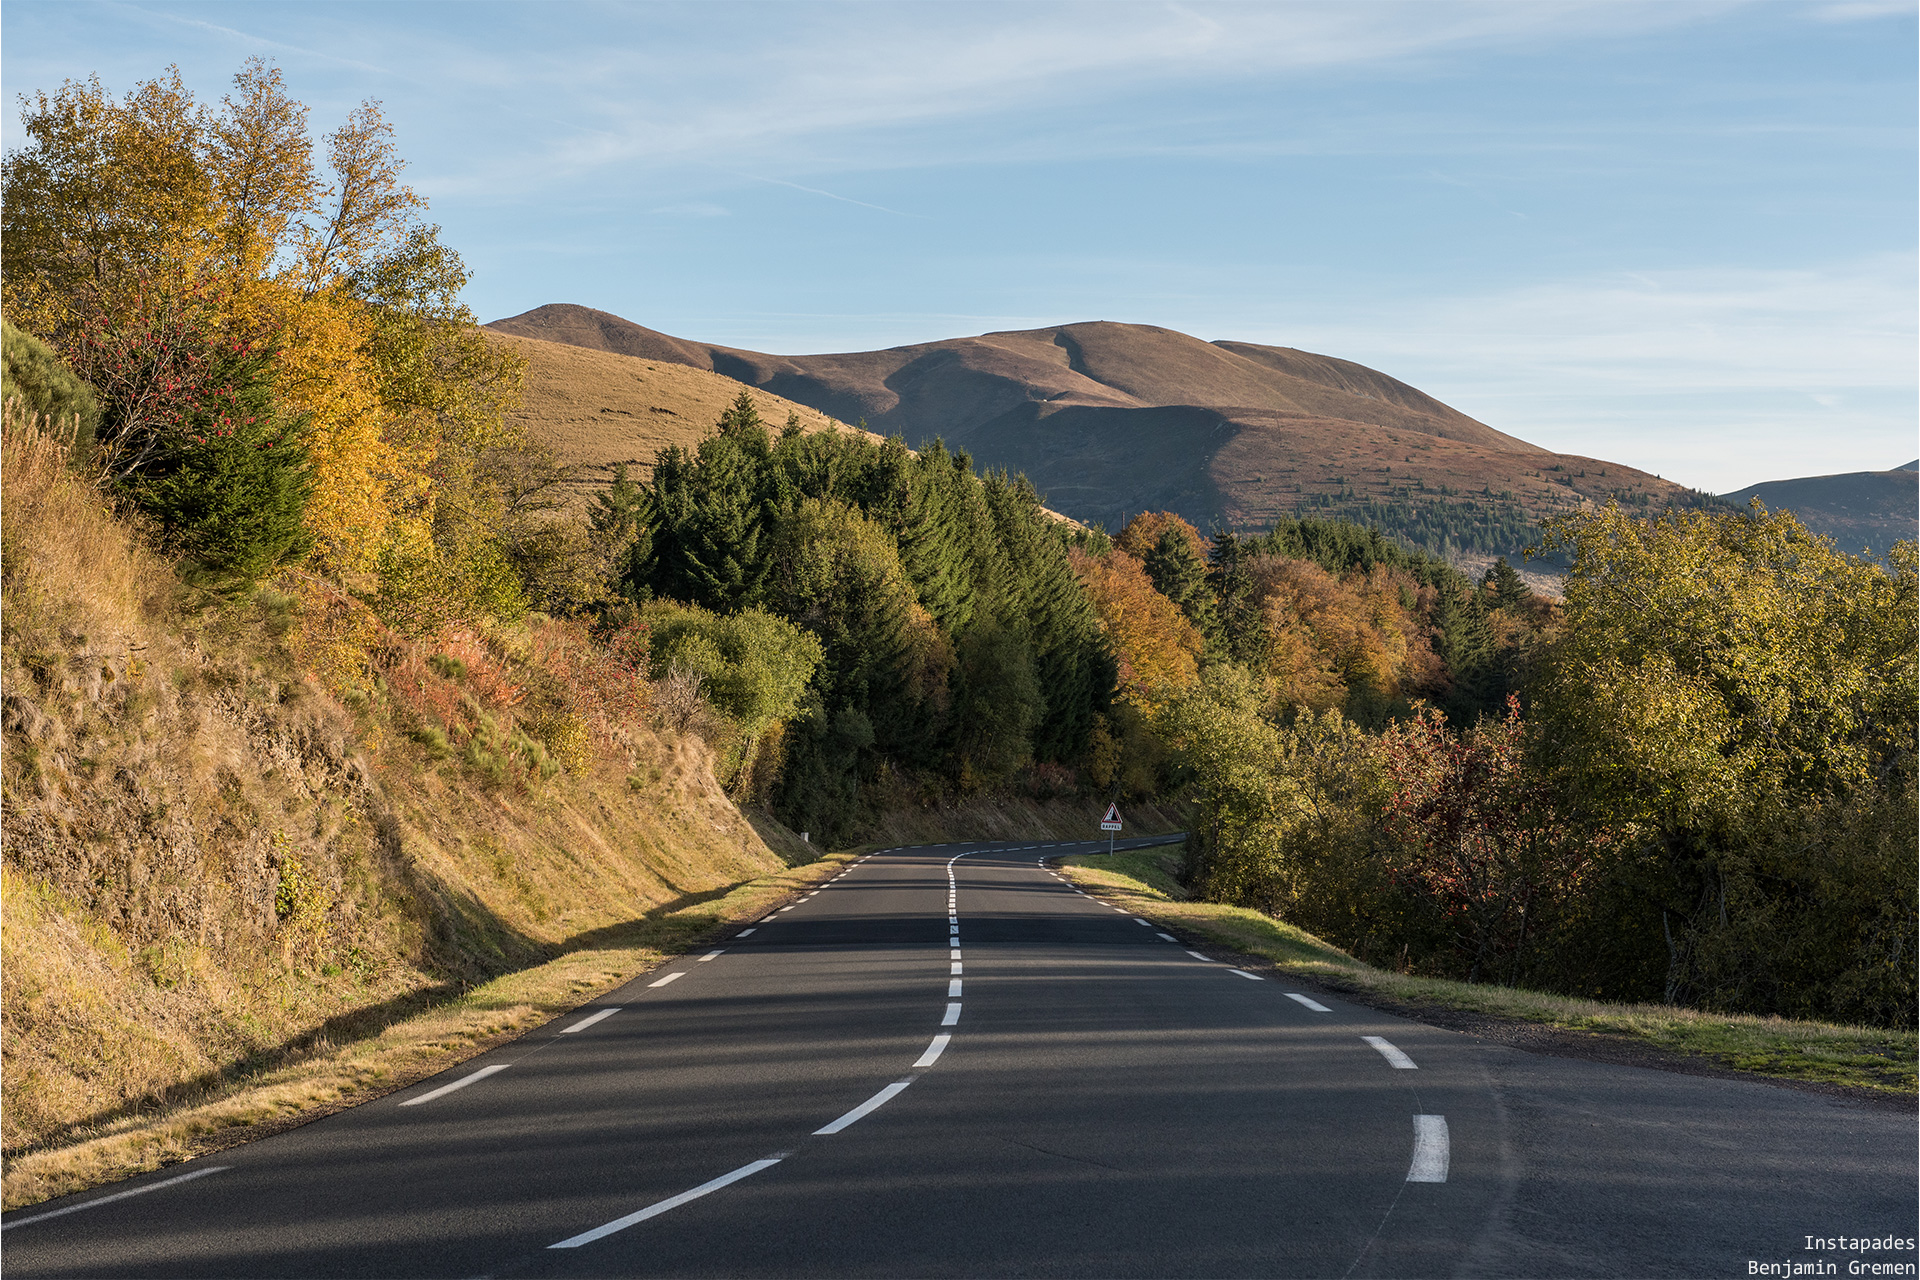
[1246,555,1441,719]
[1070,547,1203,714]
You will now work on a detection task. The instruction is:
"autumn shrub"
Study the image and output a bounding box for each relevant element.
[1372,698,1594,984]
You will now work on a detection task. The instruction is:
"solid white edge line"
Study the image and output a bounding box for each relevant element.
[549,1158,785,1248]
[1229,969,1263,980]
[942,1002,962,1025]
[1,1165,231,1231]
[913,1033,952,1068]
[559,1007,621,1033]
[814,1080,913,1135]
[1284,992,1332,1012]
[1408,1115,1450,1182]
[398,1063,510,1106]
[648,971,686,988]
[697,950,724,962]
[1363,1035,1418,1069]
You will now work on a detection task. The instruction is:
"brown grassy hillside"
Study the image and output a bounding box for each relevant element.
[489,332,878,510]
[489,305,1699,552]
[0,411,802,1172]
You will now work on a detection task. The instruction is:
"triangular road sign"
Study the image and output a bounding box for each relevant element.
[1102,802,1120,823]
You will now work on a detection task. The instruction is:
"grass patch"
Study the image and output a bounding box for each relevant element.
[2,851,858,1212]
[1060,845,1917,1099]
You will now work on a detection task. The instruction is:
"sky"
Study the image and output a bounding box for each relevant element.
[3,0,1914,493]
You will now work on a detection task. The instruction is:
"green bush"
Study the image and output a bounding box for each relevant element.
[644,599,822,783]
[1,321,99,463]
[115,344,313,593]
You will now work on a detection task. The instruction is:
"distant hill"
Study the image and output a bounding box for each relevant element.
[1722,464,1919,559]
[489,304,1707,557]
[487,332,878,511]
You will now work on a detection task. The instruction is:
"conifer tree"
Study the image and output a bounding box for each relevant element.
[1432,580,1499,717]
[979,471,1113,761]
[1483,556,1531,609]
[1208,531,1270,667]
[634,394,780,610]
[1142,524,1220,643]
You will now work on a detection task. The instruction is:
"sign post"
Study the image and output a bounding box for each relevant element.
[1100,802,1122,855]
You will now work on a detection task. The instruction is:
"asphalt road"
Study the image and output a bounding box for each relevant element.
[4,839,1914,1279]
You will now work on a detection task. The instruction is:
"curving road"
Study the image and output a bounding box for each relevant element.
[4,839,1914,1278]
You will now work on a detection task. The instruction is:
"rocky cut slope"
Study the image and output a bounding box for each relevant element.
[490,304,1704,555]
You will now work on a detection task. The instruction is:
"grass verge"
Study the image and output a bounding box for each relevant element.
[1059,844,1917,1100]
[1,851,858,1212]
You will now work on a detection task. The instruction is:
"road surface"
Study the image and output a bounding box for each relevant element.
[5,839,1914,1278]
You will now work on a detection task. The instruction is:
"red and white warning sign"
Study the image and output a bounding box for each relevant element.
[1100,803,1123,832]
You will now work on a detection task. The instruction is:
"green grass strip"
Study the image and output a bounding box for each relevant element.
[1060,846,1916,1098]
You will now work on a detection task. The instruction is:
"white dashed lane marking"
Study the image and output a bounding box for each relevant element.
[913,1034,952,1068]
[1,1166,231,1231]
[1229,969,1262,981]
[1409,1115,1450,1182]
[1285,992,1332,1012]
[814,1080,913,1135]
[398,1063,510,1107]
[648,972,686,989]
[549,1158,785,1248]
[1363,1036,1418,1069]
[559,1007,620,1033]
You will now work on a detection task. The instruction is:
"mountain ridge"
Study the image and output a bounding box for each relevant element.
[1722,466,1919,559]
[488,304,1699,555]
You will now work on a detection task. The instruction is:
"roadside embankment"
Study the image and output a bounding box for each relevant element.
[0,418,825,1208]
[1,851,857,1211]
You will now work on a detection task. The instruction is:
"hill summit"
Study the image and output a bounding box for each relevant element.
[489,304,1701,557]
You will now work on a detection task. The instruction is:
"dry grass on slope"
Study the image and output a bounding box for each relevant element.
[0,409,811,1206]
[491,332,878,511]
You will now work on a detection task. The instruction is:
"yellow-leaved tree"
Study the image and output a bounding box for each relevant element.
[1531,502,1917,1024]
[2,58,531,615]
